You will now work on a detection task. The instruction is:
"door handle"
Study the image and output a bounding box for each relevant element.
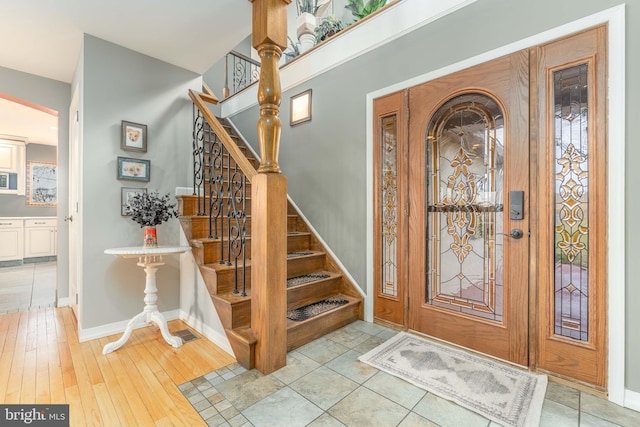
[64,215,73,222]
[509,228,524,239]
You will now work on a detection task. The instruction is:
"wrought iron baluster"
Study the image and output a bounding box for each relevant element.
[229,163,247,296]
[209,132,225,242]
[192,107,206,216]
[226,150,233,266]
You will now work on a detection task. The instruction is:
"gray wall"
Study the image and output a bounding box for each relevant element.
[0,65,71,299]
[0,144,57,217]
[229,0,639,391]
[203,34,253,116]
[81,35,200,329]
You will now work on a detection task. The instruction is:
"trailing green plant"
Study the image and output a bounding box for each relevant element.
[345,0,387,21]
[314,15,346,43]
[284,36,301,62]
[125,191,178,227]
[296,0,320,15]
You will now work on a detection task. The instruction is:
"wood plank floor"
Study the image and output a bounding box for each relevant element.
[0,307,236,426]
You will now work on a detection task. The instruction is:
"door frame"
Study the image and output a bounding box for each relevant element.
[364,5,625,405]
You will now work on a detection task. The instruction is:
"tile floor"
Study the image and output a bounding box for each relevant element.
[0,261,57,314]
[179,321,640,427]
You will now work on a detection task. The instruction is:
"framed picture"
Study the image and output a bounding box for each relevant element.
[26,161,57,206]
[290,89,312,126]
[121,120,147,152]
[117,156,150,182]
[121,187,147,216]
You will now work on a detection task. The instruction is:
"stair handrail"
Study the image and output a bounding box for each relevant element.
[189,89,257,181]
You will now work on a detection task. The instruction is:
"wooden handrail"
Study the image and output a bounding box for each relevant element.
[229,50,261,67]
[189,89,257,181]
[201,82,219,104]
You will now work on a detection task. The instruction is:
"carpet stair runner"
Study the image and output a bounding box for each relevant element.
[177,118,363,369]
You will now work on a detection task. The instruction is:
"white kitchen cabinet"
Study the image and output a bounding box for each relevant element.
[0,219,24,261]
[24,218,57,258]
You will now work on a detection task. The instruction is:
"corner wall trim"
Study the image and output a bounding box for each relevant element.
[179,310,234,356]
[625,389,640,412]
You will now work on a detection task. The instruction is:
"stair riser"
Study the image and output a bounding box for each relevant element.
[180,197,253,217]
[185,216,300,239]
[212,297,251,330]
[287,301,361,352]
[211,276,344,329]
[209,253,325,295]
[179,196,299,218]
[287,277,341,310]
[200,233,311,264]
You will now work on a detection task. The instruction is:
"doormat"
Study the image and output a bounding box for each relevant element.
[359,332,547,427]
[286,297,348,321]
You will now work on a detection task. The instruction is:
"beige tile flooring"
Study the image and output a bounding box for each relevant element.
[180,321,640,427]
[0,261,56,314]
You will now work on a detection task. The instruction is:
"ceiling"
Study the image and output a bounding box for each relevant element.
[0,0,253,146]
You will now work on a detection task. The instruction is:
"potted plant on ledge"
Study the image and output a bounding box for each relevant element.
[124,191,179,247]
[315,15,346,43]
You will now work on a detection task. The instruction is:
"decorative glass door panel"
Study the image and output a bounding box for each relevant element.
[426,94,504,322]
[553,64,590,341]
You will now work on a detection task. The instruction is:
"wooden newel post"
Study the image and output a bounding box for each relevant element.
[249,0,290,374]
[251,0,290,174]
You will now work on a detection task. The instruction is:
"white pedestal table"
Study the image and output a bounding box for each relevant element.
[102,245,191,355]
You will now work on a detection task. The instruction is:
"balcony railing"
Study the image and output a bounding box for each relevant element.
[223,50,261,98]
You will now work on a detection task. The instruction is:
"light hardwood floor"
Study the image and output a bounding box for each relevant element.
[0,307,236,426]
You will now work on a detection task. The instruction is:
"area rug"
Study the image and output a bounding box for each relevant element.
[359,332,547,427]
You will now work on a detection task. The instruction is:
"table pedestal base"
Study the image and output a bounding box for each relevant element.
[102,256,183,354]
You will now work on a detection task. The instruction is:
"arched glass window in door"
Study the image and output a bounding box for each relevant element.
[425,93,505,322]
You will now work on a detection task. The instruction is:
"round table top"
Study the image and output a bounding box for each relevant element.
[104,245,191,258]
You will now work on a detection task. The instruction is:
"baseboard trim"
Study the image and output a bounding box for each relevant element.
[179,310,234,356]
[78,309,180,343]
[625,389,640,412]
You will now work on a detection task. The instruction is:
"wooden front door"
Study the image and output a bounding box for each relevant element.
[407,51,530,366]
[373,26,607,386]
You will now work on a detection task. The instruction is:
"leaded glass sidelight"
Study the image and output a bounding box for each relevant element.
[381,115,398,297]
[426,93,504,322]
[553,64,589,342]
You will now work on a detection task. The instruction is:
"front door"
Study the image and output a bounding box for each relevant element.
[407,51,530,366]
[373,26,607,386]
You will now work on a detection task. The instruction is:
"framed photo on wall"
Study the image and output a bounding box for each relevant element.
[117,156,150,182]
[121,187,147,216]
[121,120,147,153]
[26,161,57,206]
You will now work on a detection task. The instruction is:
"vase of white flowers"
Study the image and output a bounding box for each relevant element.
[124,191,179,247]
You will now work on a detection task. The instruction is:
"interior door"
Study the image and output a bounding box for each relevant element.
[407,51,530,366]
[68,91,79,319]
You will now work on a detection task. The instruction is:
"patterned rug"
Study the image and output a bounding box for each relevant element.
[359,332,547,427]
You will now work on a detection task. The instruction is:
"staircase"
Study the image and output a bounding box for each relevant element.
[177,116,363,370]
